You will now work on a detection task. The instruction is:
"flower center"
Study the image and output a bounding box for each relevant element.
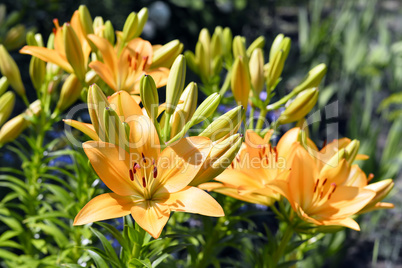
[128,153,158,200]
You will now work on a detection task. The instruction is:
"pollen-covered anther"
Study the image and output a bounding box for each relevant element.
[327,183,337,200]
[141,152,147,163]
[313,179,319,193]
[142,177,146,187]
[129,169,134,181]
[153,166,158,178]
[141,56,149,70]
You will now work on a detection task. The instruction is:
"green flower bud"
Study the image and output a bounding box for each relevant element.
[93,16,104,37]
[135,8,148,38]
[0,45,25,97]
[293,63,327,94]
[79,5,94,36]
[231,56,250,110]
[87,84,110,140]
[122,12,138,42]
[233,35,247,60]
[222,27,232,57]
[63,24,86,82]
[0,91,15,126]
[184,50,198,75]
[199,105,244,141]
[190,134,243,186]
[0,76,9,96]
[246,36,265,57]
[104,20,115,45]
[56,74,82,112]
[165,55,186,114]
[152,39,183,68]
[277,88,319,125]
[26,31,38,46]
[140,75,159,120]
[29,56,46,91]
[211,26,223,59]
[3,24,26,51]
[103,107,127,146]
[249,48,265,95]
[189,93,221,126]
[0,114,27,145]
[269,34,284,61]
[344,139,360,164]
[266,50,285,90]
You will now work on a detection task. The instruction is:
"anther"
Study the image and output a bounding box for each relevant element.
[129,169,134,181]
[327,183,337,200]
[153,166,158,178]
[322,178,327,186]
[142,152,147,163]
[142,177,146,187]
[313,179,319,193]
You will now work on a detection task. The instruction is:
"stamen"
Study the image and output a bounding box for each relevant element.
[153,166,158,178]
[368,173,374,182]
[142,153,147,163]
[128,55,132,67]
[327,183,337,200]
[322,178,327,186]
[258,151,262,159]
[142,56,149,70]
[262,146,266,154]
[274,147,278,162]
[129,169,134,181]
[230,162,234,169]
[313,179,319,193]
[142,177,146,187]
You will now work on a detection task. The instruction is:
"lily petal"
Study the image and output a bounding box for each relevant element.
[157,136,212,193]
[63,119,99,141]
[89,61,117,90]
[83,141,138,196]
[108,91,143,121]
[131,201,170,239]
[166,186,224,216]
[20,46,73,73]
[74,193,132,225]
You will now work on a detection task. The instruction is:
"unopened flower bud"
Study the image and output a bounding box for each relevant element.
[140,75,159,120]
[87,84,110,140]
[199,105,244,141]
[222,27,232,57]
[152,40,183,68]
[135,8,148,38]
[103,107,127,146]
[266,50,285,90]
[189,93,221,126]
[0,114,27,145]
[231,56,250,110]
[211,26,223,59]
[165,55,186,114]
[293,63,327,94]
[249,48,265,95]
[29,56,46,91]
[277,88,319,125]
[233,36,247,60]
[3,24,26,50]
[246,36,265,57]
[190,134,243,186]
[104,20,115,45]
[0,45,25,97]
[344,139,360,164]
[360,179,394,213]
[56,74,82,112]
[269,34,284,61]
[0,91,15,126]
[0,76,9,96]
[184,50,198,75]
[63,24,86,82]
[79,5,94,36]
[122,12,138,42]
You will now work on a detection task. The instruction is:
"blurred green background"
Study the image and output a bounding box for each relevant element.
[2,0,401,266]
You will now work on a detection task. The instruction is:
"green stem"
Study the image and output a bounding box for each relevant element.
[249,106,255,129]
[266,91,297,112]
[255,108,268,133]
[272,223,294,266]
[218,69,231,96]
[163,112,172,143]
[131,222,145,261]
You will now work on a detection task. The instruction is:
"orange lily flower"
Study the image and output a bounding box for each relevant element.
[199,130,289,206]
[74,115,224,238]
[268,143,376,231]
[20,11,91,75]
[88,35,169,94]
[64,90,143,141]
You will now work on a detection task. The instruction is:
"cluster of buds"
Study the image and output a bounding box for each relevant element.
[0,5,28,51]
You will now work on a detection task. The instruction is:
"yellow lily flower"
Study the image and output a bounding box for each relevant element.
[88,35,169,94]
[268,143,376,231]
[64,90,143,141]
[20,11,91,75]
[74,115,224,238]
[199,130,289,206]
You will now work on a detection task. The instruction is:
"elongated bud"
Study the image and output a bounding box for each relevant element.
[249,48,265,95]
[26,32,38,46]
[140,75,159,120]
[87,84,110,139]
[199,105,244,141]
[277,88,319,125]
[266,50,285,90]
[233,36,247,60]
[135,8,148,38]
[246,36,265,56]
[360,179,394,213]
[211,26,223,59]
[29,56,46,91]
[199,28,211,58]
[93,16,104,37]
[269,34,284,61]
[222,27,232,57]
[122,12,138,42]
[0,91,15,126]
[0,100,41,145]
[152,39,183,68]
[184,50,198,75]
[190,134,243,186]
[0,45,25,97]
[165,55,186,114]
[79,5,94,36]
[0,114,27,145]
[103,107,126,146]
[34,33,44,47]
[56,74,82,112]
[0,77,9,96]
[293,63,327,94]
[344,139,360,164]
[104,20,115,45]
[63,24,86,82]
[231,56,250,110]
[170,82,198,137]
[3,25,26,50]
[189,93,221,126]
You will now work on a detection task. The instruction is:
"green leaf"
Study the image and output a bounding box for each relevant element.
[90,227,122,267]
[130,258,152,268]
[87,249,110,268]
[96,222,130,252]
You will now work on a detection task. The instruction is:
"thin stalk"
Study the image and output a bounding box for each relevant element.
[272,222,294,266]
[255,108,268,133]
